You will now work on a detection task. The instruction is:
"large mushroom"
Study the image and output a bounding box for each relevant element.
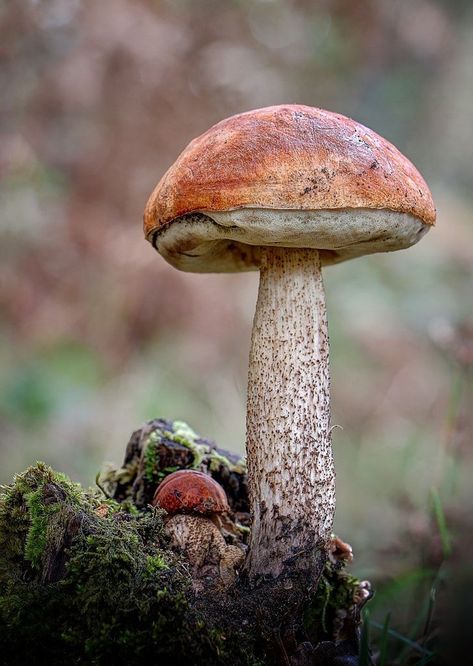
[144,105,435,584]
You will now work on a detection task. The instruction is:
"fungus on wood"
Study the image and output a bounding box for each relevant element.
[144,104,436,585]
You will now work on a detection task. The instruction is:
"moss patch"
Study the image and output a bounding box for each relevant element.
[0,463,255,665]
[304,560,361,643]
[143,420,215,483]
[0,441,366,664]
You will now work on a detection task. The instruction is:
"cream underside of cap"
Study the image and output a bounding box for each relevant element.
[152,208,429,273]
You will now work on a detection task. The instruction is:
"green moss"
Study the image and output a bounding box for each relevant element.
[0,462,87,575]
[24,486,52,566]
[143,430,160,482]
[304,560,361,640]
[100,419,248,506]
[146,553,170,574]
[166,420,209,469]
[0,462,257,665]
[206,450,246,476]
[208,451,235,472]
[164,421,246,475]
[143,421,209,482]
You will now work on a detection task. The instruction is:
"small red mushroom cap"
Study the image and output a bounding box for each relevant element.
[153,469,230,515]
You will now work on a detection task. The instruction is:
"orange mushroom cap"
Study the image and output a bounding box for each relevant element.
[153,469,230,515]
[144,105,436,272]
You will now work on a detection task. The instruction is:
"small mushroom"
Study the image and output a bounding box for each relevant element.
[144,105,436,582]
[353,580,373,607]
[328,535,354,566]
[153,470,244,589]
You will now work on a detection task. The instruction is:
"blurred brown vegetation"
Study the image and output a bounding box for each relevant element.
[1,0,472,653]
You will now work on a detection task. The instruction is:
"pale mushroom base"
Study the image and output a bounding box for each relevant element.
[150,208,429,273]
[165,514,245,590]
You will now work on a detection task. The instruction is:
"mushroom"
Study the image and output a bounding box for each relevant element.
[328,535,354,566]
[153,469,244,588]
[144,105,435,583]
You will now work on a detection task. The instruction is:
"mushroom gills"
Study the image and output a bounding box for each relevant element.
[153,209,429,273]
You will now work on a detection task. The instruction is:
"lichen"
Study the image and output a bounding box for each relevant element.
[142,420,245,482]
[166,421,246,475]
[208,450,237,472]
[142,421,208,483]
[167,420,209,469]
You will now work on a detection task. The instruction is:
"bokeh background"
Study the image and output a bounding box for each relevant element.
[1,0,472,658]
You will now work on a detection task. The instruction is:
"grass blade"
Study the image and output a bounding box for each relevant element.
[379,612,391,666]
[360,609,371,666]
[430,488,452,558]
[370,621,434,657]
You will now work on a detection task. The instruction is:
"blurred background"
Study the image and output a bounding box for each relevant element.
[1,0,472,658]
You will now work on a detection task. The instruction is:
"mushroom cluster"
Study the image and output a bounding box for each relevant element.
[144,105,435,583]
[153,469,245,589]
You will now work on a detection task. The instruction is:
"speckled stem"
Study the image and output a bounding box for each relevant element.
[245,246,335,582]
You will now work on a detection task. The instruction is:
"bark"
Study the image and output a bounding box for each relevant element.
[246,247,335,581]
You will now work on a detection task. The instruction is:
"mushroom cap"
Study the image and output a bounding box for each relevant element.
[153,469,230,515]
[144,105,435,272]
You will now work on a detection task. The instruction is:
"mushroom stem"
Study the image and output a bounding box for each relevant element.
[245,246,335,581]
